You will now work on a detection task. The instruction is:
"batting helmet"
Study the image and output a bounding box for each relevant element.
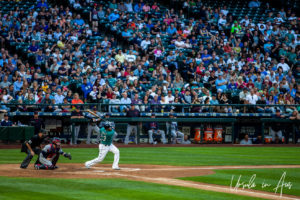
[104,121,111,129]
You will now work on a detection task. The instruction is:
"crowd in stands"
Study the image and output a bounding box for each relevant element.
[0,0,299,114]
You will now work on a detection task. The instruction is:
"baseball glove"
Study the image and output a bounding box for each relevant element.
[64,153,72,160]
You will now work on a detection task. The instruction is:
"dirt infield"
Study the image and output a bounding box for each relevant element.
[0,164,300,200]
[1,143,300,149]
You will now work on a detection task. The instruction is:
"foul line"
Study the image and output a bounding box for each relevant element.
[112,173,300,200]
[139,165,300,171]
[37,165,300,200]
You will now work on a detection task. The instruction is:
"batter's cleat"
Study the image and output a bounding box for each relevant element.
[34,164,40,170]
[54,166,59,169]
[112,167,120,170]
[84,162,90,169]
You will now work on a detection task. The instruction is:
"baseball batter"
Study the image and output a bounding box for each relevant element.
[100,113,118,139]
[168,113,184,144]
[85,122,120,170]
[35,138,72,170]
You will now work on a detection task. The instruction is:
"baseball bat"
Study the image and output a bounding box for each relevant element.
[85,109,101,118]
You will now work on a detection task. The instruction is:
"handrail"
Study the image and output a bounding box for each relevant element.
[0,103,299,107]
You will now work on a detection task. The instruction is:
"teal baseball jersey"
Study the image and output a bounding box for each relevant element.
[100,127,114,145]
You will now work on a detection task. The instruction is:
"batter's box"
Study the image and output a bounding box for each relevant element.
[54,171,115,175]
[92,167,141,172]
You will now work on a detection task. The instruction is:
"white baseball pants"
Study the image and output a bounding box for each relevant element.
[148,130,167,144]
[170,130,184,144]
[85,144,119,169]
[39,154,55,166]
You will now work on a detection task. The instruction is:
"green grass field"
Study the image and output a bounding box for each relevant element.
[0,177,265,200]
[180,168,300,196]
[0,146,299,200]
[1,147,300,165]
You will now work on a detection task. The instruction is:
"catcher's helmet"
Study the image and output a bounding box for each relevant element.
[52,138,61,146]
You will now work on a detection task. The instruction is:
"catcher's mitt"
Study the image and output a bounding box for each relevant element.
[64,153,72,160]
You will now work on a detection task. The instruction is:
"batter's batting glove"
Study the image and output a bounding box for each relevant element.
[64,153,72,160]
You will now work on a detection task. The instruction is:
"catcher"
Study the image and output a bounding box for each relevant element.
[34,138,72,170]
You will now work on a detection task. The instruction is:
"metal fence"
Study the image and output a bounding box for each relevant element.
[1,103,299,114]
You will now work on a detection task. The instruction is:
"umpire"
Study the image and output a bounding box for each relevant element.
[20,129,46,169]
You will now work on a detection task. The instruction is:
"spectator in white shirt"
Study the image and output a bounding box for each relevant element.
[165,91,175,103]
[89,86,98,102]
[239,88,249,104]
[246,89,258,105]
[140,37,151,50]
[125,50,136,62]
[227,54,237,65]
[120,92,132,112]
[277,58,290,73]
[54,89,65,104]
[274,13,284,24]
[109,93,121,112]
[174,37,185,49]
[218,15,227,27]
[240,15,250,27]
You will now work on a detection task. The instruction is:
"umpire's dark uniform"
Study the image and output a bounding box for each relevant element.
[20,134,45,169]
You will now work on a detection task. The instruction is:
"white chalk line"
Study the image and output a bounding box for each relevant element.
[52,170,300,200]
[25,165,300,200]
[134,165,300,171]
[112,173,300,200]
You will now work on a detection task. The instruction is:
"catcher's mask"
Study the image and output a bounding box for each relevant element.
[52,138,61,148]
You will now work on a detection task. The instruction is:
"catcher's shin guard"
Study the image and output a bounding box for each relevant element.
[35,155,41,165]
[35,164,55,170]
[52,153,60,166]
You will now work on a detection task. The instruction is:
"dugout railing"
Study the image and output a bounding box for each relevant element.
[1,103,299,144]
[1,102,299,114]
